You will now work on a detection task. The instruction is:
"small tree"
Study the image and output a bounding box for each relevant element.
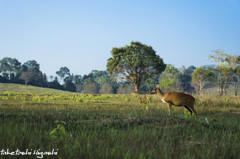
[234,66,240,96]
[208,50,229,96]
[21,60,46,87]
[100,83,113,94]
[83,79,99,94]
[49,75,54,82]
[159,64,181,92]
[220,65,233,95]
[226,55,240,96]
[20,71,34,86]
[191,67,214,95]
[107,41,166,93]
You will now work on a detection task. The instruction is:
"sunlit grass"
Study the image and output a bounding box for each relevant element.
[0,83,240,158]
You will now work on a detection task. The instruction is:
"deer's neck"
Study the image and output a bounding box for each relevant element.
[157,88,165,99]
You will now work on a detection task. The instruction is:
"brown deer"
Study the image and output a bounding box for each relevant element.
[151,86,197,117]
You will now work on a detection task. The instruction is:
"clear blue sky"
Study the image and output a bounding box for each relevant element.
[1,0,240,78]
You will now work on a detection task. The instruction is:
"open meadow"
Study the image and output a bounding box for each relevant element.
[0,83,240,159]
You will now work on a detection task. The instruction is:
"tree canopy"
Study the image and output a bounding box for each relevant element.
[159,64,180,92]
[191,67,214,95]
[56,67,70,80]
[0,57,21,75]
[107,41,166,93]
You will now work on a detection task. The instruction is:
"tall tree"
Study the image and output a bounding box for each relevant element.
[226,55,240,96]
[226,55,240,68]
[0,57,21,80]
[73,75,83,85]
[20,71,34,86]
[107,41,166,93]
[20,60,46,86]
[22,60,40,72]
[208,50,229,96]
[56,67,70,80]
[234,65,240,96]
[0,57,21,74]
[191,67,214,95]
[159,64,181,92]
[221,65,233,95]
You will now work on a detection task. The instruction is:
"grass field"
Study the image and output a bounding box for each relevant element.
[0,83,240,159]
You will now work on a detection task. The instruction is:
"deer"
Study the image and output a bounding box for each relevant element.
[150,86,197,117]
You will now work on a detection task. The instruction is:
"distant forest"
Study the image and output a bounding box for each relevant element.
[0,50,239,96]
[0,57,195,94]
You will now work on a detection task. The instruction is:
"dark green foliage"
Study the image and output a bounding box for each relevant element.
[0,57,21,75]
[56,67,70,80]
[64,78,76,92]
[73,74,83,85]
[107,41,166,93]
[0,75,7,83]
[82,70,118,94]
[48,79,64,90]
[22,60,40,71]
[139,74,160,93]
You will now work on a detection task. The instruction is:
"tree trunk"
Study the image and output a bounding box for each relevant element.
[134,83,140,93]
[218,82,223,96]
[199,84,202,96]
[223,80,228,96]
[199,81,206,96]
[235,82,239,96]
[218,72,224,96]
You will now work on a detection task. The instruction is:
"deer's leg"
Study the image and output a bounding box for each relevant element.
[168,103,172,116]
[187,104,198,118]
[184,105,192,116]
[191,108,198,118]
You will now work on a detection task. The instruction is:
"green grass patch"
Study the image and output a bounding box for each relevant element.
[0,84,240,158]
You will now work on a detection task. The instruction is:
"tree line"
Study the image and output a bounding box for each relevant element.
[0,57,135,93]
[158,50,240,96]
[1,42,239,96]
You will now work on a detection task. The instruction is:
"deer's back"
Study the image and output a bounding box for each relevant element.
[163,92,195,106]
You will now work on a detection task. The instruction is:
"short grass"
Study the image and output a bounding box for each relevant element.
[0,84,240,159]
[0,83,70,94]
